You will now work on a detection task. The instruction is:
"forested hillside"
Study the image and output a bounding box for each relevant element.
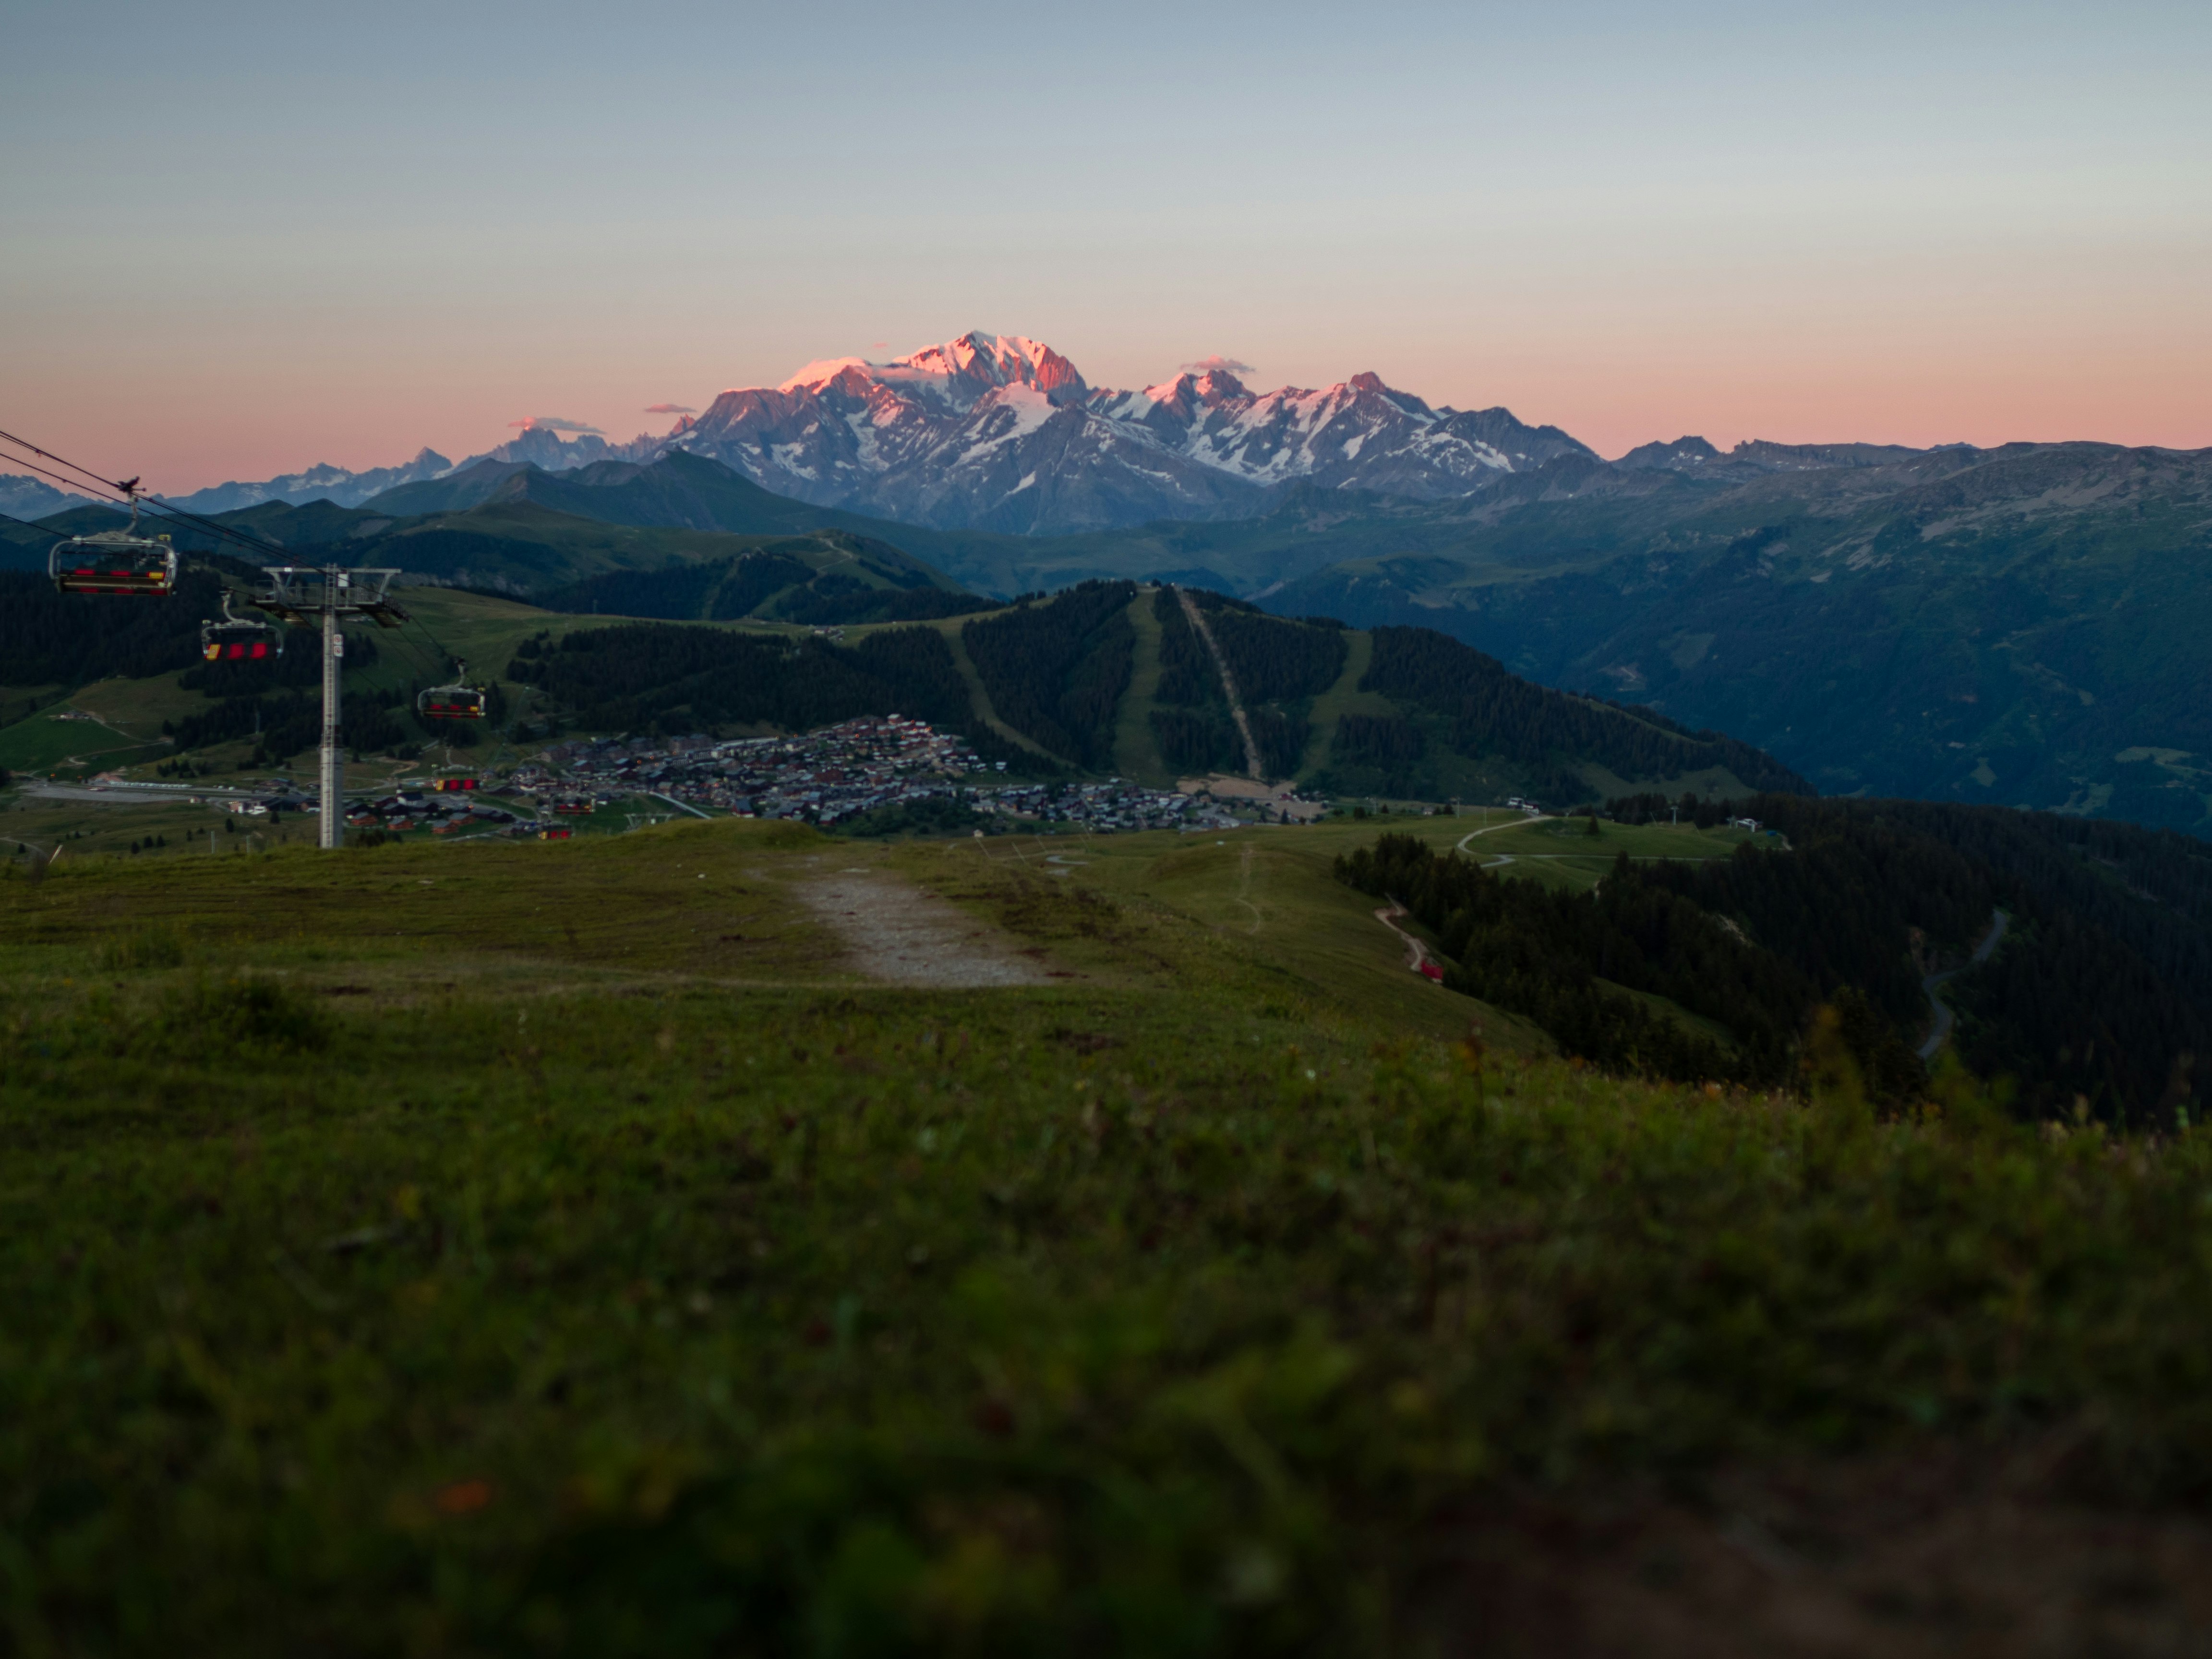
[1267,444,2212,830]
[1744,795,2212,1118]
[2,563,1813,804]
[506,623,1039,770]
[1150,590,1346,778]
[1343,797,2212,1123]
[961,581,1138,771]
[535,539,994,626]
[1317,626,1808,802]
[0,566,238,685]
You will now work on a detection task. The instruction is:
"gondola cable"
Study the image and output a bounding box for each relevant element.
[0,445,289,576]
[0,430,325,567]
[1,426,417,847]
[0,508,74,541]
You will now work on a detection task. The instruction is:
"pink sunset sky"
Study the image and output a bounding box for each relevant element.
[5,0,2208,494]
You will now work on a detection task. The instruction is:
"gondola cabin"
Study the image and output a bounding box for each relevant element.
[417,685,487,720]
[49,531,178,598]
[200,599,281,662]
[431,777,478,792]
[539,828,572,841]
[203,630,275,661]
[552,798,591,816]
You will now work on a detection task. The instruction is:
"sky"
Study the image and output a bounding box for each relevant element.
[4,0,2209,492]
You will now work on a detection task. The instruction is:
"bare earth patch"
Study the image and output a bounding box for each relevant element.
[1406,1450,2212,1658]
[798,873,1053,988]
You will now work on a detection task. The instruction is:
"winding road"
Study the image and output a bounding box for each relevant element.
[1917,908,2010,1060]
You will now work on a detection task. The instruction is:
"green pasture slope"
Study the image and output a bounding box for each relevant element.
[5,577,1794,811]
[7,817,2212,1652]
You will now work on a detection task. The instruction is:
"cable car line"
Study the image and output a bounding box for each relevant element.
[0,450,140,509]
[3,424,513,834]
[0,428,122,495]
[0,508,73,541]
[0,445,282,567]
[0,430,325,568]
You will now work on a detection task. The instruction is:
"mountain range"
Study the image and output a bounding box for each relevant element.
[11,329,2209,833]
[10,422,2208,831]
[653,332,1595,533]
[4,331,1599,532]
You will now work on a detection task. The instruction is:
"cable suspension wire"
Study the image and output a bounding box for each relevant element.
[401,609,464,675]
[0,508,74,541]
[0,450,135,509]
[5,427,467,662]
[0,428,124,496]
[2,449,266,559]
[8,426,524,775]
[383,615,452,687]
[0,428,325,566]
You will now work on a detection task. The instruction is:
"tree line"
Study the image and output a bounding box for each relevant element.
[1743,795,2212,1123]
[165,685,421,767]
[0,569,236,685]
[963,582,1137,770]
[1341,796,2212,1124]
[508,621,1036,769]
[1151,589,1341,777]
[1352,626,1811,799]
[1337,832,1931,1097]
[535,546,992,626]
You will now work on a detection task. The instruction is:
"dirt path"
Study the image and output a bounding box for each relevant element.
[1456,815,1552,851]
[1375,900,1443,980]
[1409,1449,2212,1658]
[1175,588,1264,781]
[1919,907,2009,1060]
[1234,841,1263,933]
[798,872,1054,987]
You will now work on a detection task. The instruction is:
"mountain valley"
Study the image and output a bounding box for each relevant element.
[10,392,2208,834]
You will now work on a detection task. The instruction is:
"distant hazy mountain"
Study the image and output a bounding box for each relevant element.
[0,474,96,518]
[656,331,1597,534]
[441,423,670,477]
[161,448,454,514]
[1260,440,2212,829]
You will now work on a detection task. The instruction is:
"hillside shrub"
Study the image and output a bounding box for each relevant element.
[96,928,185,972]
[153,974,332,1058]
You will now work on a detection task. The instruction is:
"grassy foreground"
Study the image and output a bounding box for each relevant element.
[5,820,2212,1654]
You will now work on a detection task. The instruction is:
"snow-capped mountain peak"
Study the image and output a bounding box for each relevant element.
[658,330,1597,533]
[773,331,1088,411]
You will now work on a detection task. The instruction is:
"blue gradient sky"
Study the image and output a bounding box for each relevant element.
[5,0,2208,491]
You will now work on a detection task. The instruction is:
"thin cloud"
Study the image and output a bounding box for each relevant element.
[1180,355,1254,376]
[644,402,696,415]
[507,416,604,434]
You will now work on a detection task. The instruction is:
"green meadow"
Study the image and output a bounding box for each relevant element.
[5,816,2212,1653]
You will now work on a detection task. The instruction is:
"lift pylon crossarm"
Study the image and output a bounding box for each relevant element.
[251,566,407,621]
